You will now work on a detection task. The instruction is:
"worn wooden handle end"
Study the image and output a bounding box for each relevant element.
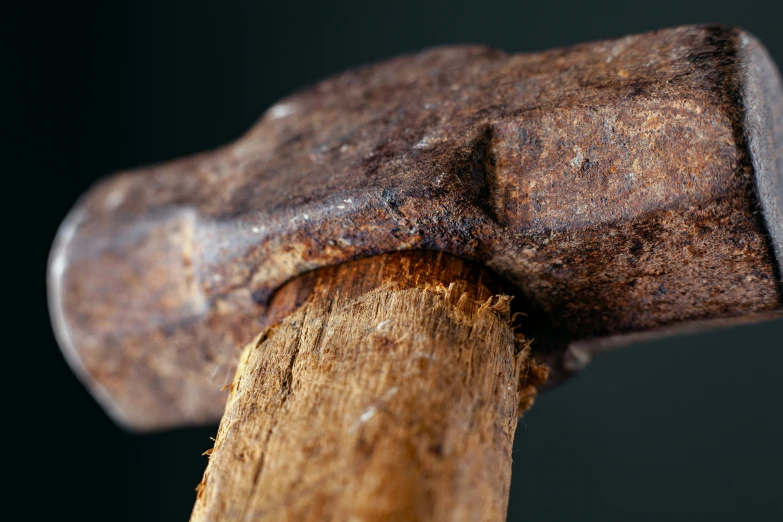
[190,251,547,522]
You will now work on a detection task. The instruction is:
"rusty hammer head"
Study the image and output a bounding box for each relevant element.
[48,25,783,431]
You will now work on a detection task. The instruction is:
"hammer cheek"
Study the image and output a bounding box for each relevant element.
[48,25,783,429]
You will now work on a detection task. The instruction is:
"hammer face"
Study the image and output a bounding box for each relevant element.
[49,25,783,430]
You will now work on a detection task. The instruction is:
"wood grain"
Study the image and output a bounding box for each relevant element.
[190,251,547,522]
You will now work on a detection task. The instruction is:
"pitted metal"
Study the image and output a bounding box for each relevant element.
[49,25,783,430]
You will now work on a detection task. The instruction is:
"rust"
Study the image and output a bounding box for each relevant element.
[48,25,783,430]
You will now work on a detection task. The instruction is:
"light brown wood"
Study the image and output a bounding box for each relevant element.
[190,251,547,522]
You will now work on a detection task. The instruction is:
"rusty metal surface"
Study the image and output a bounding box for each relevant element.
[48,25,783,430]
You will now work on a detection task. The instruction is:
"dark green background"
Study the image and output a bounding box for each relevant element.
[5,0,782,520]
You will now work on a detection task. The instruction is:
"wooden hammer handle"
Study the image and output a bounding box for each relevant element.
[190,251,547,522]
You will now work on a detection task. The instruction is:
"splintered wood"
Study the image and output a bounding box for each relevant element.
[190,251,547,522]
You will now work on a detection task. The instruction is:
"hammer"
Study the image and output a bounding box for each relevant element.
[49,24,782,520]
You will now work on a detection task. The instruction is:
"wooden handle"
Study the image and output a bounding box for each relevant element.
[190,251,547,522]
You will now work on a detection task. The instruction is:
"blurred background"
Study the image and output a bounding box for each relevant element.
[4,0,782,520]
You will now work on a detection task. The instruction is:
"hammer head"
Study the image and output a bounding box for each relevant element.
[49,25,783,431]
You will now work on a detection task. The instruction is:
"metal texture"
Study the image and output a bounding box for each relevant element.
[49,25,783,430]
